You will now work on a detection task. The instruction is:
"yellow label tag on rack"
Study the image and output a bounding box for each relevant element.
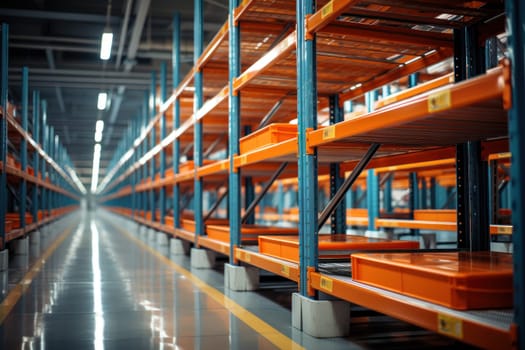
[497,226,513,234]
[428,89,451,112]
[322,126,335,140]
[320,276,333,292]
[245,253,251,262]
[322,2,334,18]
[437,314,463,339]
[240,155,248,166]
[281,265,290,277]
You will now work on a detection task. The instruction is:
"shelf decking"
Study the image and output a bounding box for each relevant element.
[309,271,513,350]
[309,65,509,149]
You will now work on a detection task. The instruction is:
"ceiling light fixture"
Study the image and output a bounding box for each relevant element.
[100,31,113,60]
[91,143,102,193]
[97,92,108,110]
[100,0,113,60]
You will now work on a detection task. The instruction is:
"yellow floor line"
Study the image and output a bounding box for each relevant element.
[113,222,305,350]
[0,225,76,324]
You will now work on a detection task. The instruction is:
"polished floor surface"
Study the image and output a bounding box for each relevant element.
[0,210,474,349]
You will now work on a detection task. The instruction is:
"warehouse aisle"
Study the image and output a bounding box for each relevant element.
[0,210,472,349]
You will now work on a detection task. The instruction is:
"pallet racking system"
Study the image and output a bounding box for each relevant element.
[0,24,83,259]
[98,1,525,348]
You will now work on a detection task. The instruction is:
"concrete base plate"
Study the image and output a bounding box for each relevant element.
[190,248,216,269]
[292,292,350,338]
[170,238,190,256]
[0,250,8,271]
[13,237,29,255]
[156,232,169,246]
[224,263,259,291]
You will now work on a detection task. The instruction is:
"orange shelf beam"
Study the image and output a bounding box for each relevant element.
[309,272,513,350]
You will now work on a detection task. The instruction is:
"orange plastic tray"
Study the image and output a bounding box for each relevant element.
[180,218,229,233]
[4,220,12,233]
[207,225,298,244]
[259,234,420,263]
[239,123,297,154]
[351,251,513,310]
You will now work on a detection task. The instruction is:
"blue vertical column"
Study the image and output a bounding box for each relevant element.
[506,0,525,347]
[228,0,241,259]
[150,71,157,224]
[0,23,8,247]
[297,0,318,296]
[130,122,136,217]
[40,100,48,218]
[193,0,204,239]
[366,91,378,231]
[329,95,345,234]
[142,93,149,220]
[20,67,29,229]
[159,62,167,225]
[31,91,40,223]
[172,14,181,229]
[367,170,379,231]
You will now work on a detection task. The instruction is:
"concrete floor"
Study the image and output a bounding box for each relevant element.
[0,210,474,349]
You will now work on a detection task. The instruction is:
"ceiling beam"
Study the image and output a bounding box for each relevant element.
[0,8,122,25]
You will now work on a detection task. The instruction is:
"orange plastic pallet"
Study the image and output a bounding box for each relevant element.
[239,123,297,154]
[207,225,298,244]
[259,234,419,263]
[351,251,513,310]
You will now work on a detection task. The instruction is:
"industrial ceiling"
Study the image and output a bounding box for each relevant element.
[1,0,228,189]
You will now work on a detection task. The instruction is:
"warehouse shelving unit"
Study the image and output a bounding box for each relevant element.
[98,1,525,348]
[0,24,83,261]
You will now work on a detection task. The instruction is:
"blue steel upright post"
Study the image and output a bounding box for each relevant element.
[228,0,241,259]
[142,92,149,220]
[31,91,40,223]
[41,100,48,218]
[297,0,318,296]
[506,0,525,347]
[20,67,29,229]
[150,71,157,224]
[329,95,345,234]
[366,91,378,232]
[193,0,204,239]
[172,14,181,229]
[0,24,8,248]
[159,62,167,225]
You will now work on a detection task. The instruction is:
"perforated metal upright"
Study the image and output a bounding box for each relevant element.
[506,0,525,346]
[0,23,7,248]
[193,0,204,239]
[228,0,241,260]
[31,90,40,223]
[297,0,318,296]
[19,67,29,229]
[172,14,181,229]
[159,63,167,225]
[149,71,157,224]
[329,95,345,235]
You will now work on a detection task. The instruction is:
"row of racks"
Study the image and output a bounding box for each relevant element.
[98,1,525,349]
[0,24,83,253]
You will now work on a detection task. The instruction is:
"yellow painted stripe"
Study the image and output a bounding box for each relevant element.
[113,222,305,350]
[0,225,75,324]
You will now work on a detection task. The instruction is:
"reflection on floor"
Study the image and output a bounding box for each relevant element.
[0,210,475,349]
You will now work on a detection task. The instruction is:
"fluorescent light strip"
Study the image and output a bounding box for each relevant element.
[100,32,113,60]
[91,144,102,192]
[97,93,108,110]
